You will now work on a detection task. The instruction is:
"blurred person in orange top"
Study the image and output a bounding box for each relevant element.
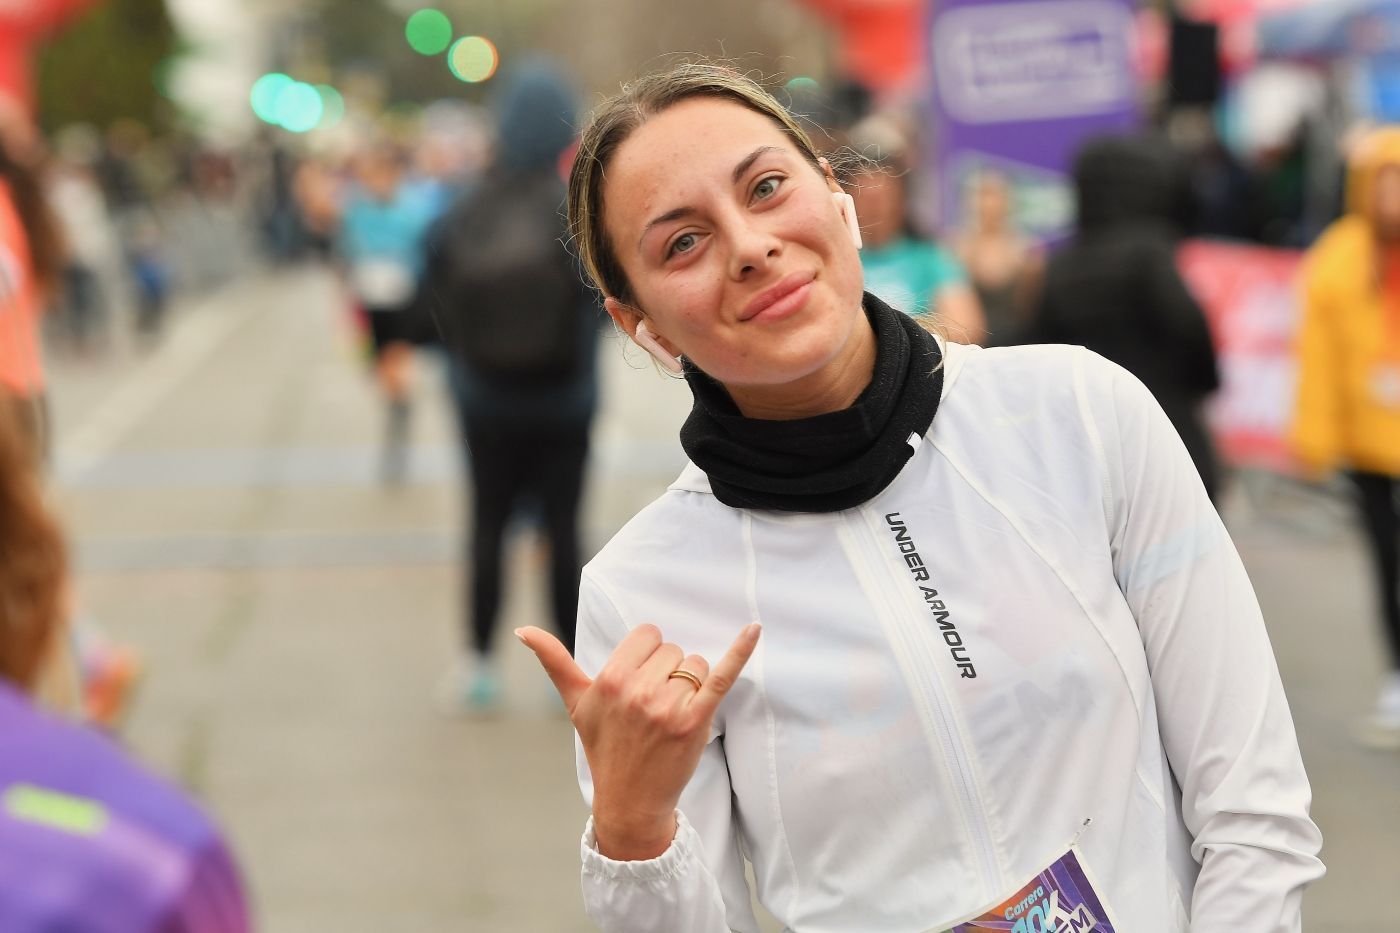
[0,93,64,460]
[1292,126,1400,749]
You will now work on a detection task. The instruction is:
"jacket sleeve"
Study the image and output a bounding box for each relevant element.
[573,572,761,933]
[1090,352,1325,932]
[1289,256,1343,474]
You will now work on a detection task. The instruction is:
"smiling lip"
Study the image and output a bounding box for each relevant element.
[740,272,816,323]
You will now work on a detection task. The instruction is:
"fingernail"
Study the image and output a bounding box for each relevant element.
[746,623,762,639]
[514,628,529,646]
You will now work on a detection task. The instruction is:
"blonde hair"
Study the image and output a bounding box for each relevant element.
[567,62,828,305]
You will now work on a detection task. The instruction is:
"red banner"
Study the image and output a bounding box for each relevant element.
[1178,239,1304,472]
[0,0,99,112]
[795,0,923,92]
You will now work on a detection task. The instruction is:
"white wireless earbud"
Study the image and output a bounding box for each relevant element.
[633,320,684,375]
[833,190,863,250]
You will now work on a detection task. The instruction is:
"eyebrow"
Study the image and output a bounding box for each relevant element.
[636,145,786,251]
[731,145,782,184]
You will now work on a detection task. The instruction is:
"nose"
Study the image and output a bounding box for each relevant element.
[725,214,782,281]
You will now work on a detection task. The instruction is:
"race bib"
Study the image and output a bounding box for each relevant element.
[941,847,1120,932]
[350,258,416,307]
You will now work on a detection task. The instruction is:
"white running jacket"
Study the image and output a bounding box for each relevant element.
[573,343,1324,932]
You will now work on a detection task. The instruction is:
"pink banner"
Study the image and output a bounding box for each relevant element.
[1177,239,1304,472]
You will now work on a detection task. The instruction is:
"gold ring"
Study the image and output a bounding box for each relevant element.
[667,669,703,691]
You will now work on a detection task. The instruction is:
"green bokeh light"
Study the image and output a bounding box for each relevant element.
[406,9,453,56]
[250,73,293,124]
[277,82,324,133]
[316,85,346,128]
[448,36,498,83]
[784,76,820,94]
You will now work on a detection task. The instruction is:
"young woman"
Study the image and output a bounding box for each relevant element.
[517,64,1323,932]
[0,403,250,932]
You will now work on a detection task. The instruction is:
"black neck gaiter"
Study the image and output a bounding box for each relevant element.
[679,292,944,513]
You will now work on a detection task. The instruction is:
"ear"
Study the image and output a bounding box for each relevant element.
[603,297,682,356]
[603,296,641,339]
[818,156,842,194]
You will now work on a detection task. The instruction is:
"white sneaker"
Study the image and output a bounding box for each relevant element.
[1354,671,1400,750]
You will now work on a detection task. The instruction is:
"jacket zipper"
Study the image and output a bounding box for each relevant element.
[842,511,1004,896]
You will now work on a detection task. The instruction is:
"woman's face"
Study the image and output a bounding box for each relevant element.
[601,98,866,391]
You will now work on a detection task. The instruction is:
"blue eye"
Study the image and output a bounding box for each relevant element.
[669,233,698,257]
[753,176,782,200]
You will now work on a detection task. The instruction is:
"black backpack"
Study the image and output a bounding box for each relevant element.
[429,173,583,383]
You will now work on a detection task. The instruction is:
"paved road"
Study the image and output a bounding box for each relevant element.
[45,266,1398,931]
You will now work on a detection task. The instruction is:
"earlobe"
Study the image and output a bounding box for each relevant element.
[832,191,863,250]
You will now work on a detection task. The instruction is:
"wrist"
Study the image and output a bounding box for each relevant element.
[592,810,678,861]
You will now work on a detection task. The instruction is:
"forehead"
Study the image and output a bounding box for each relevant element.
[603,98,800,220]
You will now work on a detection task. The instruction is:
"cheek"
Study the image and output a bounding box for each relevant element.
[632,263,724,341]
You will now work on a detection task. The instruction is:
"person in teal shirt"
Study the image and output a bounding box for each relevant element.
[848,147,985,342]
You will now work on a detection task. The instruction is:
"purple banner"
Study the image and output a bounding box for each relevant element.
[929,0,1142,242]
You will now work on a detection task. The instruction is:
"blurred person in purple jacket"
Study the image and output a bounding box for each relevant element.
[0,401,250,933]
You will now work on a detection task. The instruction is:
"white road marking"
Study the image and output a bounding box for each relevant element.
[55,287,272,477]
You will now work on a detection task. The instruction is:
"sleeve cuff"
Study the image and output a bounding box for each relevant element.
[580,810,699,882]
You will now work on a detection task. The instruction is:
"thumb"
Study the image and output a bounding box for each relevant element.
[516,626,591,709]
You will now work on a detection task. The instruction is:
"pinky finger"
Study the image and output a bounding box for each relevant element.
[693,623,761,714]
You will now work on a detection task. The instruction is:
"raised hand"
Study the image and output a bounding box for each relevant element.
[516,621,761,860]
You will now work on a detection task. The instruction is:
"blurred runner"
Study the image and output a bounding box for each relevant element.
[421,62,600,712]
[1292,127,1400,750]
[953,169,1043,347]
[1025,135,1221,501]
[845,118,984,342]
[338,141,440,485]
[0,94,59,462]
[292,153,341,262]
[0,402,250,933]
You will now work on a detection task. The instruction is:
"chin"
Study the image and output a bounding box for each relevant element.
[713,325,851,388]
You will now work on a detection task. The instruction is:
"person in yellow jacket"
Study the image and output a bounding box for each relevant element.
[1293,126,1400,748]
